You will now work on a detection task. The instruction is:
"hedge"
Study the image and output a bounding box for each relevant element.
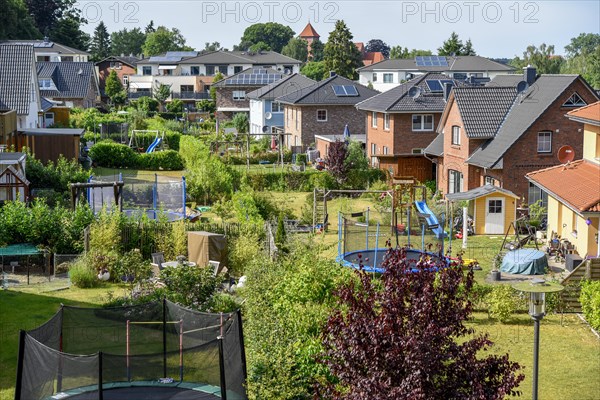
[83,132,181,152]
[580,279,600,331]
[89,141,184,170]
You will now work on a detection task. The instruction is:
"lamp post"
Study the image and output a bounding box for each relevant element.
[512,279,564,400]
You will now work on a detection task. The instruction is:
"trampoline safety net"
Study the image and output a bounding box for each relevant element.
[17,300,247,400]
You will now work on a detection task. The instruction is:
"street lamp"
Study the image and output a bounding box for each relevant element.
[512,278,564,400]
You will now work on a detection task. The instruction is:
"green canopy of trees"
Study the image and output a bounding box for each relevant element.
[281,37,308,62]
[300,61,327,81]
[111,28,146,57]
[89,21,111,62]
[323,20,363,80]
[438,32,476,56]
[142,26,193,57]
[238,22,294,53]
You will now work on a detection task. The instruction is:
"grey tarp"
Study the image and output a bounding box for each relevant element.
[501,249,548,275]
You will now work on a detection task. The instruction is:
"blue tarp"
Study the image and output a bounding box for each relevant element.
[501,249,548,275]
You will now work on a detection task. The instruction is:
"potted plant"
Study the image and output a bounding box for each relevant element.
[491,252,503,281]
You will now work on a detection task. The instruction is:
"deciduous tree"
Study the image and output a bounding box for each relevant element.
[153,82,171,111]
[365,39,390,58]
[390,46,432,59]
[105,70,125,105]
[111,28,146,56]
[0,0,39,40]
[301,61,327,81]
[326,139,348,185]
[310,38,325,62]
[510,43,564,74]
[282,37,308,62]
[316,247,524,399]
[238,22,294,53]
[142,26,193,57]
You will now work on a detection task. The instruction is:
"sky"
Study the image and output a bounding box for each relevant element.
[79,0,600,58]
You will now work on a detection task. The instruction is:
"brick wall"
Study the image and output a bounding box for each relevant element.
[98,62,136,98]
[216,86,256,121]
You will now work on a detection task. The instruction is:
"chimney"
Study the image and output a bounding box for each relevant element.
[329,71,336,78]
[443,82,453,102]
[524,65,536,86]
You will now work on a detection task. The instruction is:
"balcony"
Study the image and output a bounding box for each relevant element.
[128,92,152,99]
[171,92,211,100]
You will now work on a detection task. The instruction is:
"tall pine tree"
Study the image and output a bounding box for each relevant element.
[90,21,111,61]
[323,20,363,80]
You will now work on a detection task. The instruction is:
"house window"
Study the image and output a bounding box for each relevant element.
[383,146,389,155]
[206,66,216,75]
[372,73,377,82]
[232,90,246,100]
[180,85,194,93]
[528,183,548,208]
[218,65,228,74]
[448,170,463,194]
[412,148,423,154]
[488,199,502,214]
[317,109,327,122]
[384,113,390,130]
[142,66,152,75]
[62,56,73,62]
[190,66,200,75]
[371,143,377,155]
[234,66,243,74]
[383,73,393,83]
[412,114,434,131]
[372,111,377,128]
[453,72,467,80]
[451,126,461,145]
[122,75,129,86]
[286,109,289,127]
[271,102,283,112]
[537,131,552,153]
[38,79,52,89]
[485,176,498,186]
[562,93,586,107]
[110,62,122,69]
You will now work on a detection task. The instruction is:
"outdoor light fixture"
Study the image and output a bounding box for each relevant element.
[512,279,564,400]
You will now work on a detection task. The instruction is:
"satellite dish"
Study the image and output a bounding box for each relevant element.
[262,125,269,133]
[265,112,272,120]
[516,80,529,93]
[557,145,575,164]
[284,68,292,75]
[408,86,422,99]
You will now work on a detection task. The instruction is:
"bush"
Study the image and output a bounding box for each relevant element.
[580,279,600,331]
[137,150,184,170]
[159,264,219,309]
[112,249,151,283]
[69,259,100,288]
[89,141,138,168]
[486,284,520,323]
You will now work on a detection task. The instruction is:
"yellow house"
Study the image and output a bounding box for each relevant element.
[526,101,600,258]
[446,184,519,235]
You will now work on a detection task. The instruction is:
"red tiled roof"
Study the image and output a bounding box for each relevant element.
[299,22,320,38]
[526,159,600,213]
[355,42,365,52]
[362,52,385,66]
[566,101,600,126]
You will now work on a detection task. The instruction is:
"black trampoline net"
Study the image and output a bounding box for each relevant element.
[16,300,247,400]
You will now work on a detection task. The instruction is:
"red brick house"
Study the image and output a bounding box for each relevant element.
[425,67,599,204]
[356,73,461,183]
[299,22,320,60]
[276,74,378,152]
[96,56,139,103]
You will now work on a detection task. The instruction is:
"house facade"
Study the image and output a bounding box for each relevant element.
[276,74,379,152]
[247,73,315,135]
[358,55,514,92]
[526,101,600,258]
[357,73,460,183]
[1,38,90,62]
[96,56,139,103]
[426,67,599,204]
[37,62,99,108]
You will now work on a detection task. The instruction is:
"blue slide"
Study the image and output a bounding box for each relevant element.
[146,137,162,153]
[414,201,448,239]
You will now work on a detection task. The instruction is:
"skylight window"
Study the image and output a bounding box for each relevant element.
[332,85,359,97]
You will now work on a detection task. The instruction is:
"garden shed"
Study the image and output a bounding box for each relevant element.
[446,184,519,235]
[20,128,84,164]
[187,231,227,269]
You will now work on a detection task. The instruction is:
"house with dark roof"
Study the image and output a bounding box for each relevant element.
[356,73,462,182]
[276,74,379,151]
[247,73,315,135]
[358,55,514,92]
[37,62,99,108]
[96,56,140,103]
[425,66,599,205]
[0,44,41,132]
[213,67,287,121]
[1,38,90,62]
[526,101,600,258]
[128,50,301,107]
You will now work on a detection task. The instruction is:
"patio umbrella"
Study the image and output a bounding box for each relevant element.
[271,134,277,150]
[343,124,350,142]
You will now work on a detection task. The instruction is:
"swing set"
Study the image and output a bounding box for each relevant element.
[129,130,165,153]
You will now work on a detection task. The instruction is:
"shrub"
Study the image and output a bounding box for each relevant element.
[137,150,184,170]
[112,249,151,283]
[89,141,138,168]
[207,293,241,313]
[69,259,99,288]
[229,230,263,276]
[580,279,600,331]
[159,264,219,309]
[486,284,520,323]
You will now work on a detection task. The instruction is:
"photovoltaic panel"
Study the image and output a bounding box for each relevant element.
[416,55,448,67]
[440,79,454,87]
[426,80,443,92]
[343,85,358,95]
[332,85,359,96]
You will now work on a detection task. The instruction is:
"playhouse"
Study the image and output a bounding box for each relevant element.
[446,184,519,235]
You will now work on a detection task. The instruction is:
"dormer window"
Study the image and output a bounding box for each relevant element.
[562,93,586,107]
[38,78,53,89]
[110,62,122,69]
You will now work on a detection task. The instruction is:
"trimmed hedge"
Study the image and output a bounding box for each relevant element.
[89,141,184,170]
[83,132,181,152]
[580,280,600,331]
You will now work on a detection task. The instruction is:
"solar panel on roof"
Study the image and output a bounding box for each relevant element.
[165,51,197,57]
[416,55,448,67]
[332,85,359,97]
[426,80,443,92]
[440,79,454,87]
[34,42,54,48]
[343,85,358,96]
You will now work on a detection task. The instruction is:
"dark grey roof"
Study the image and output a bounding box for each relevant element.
[0,44,36,115]
[1,40,90,56]
[96,55,140,67]
[276,75,379,105]
[445,184,518,201]
[423,132,444,156]
[453,86,518,138]
[36,62,97,99]
[229,50,301,64]
[246,73,315,100]
[486,74,524,87]
[1,165,29,185]
[356,73,461,112]
[159,50,301,65]
[358,55,514,72]
[467,75,595,168]
[0,152,26,163]
[40,97,54,112]
[22,128,84,136]
[213,67,284,88]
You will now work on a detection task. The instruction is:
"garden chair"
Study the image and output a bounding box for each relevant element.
[209,260,222,277]
[151,252,165,271]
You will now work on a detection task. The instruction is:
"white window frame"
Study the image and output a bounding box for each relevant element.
[271,102,283,113]
[190,66,200,75]
[537,131,552,153]
[232,90,246,101]
[485,176,498,186]
[372,73,377,82]
[371,142,377,155]
[412,114,434,131]
[122,75,129,86]
[448,169,463,194]
[317,109,327,122]
[383,146,389,155]
[142,66,152,76]
[384,113,390,130]
[451,125,461,145]
[383,73,393,83]
[372,111,377,128]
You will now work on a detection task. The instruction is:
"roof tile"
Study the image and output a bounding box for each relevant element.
[0,44,36,115]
